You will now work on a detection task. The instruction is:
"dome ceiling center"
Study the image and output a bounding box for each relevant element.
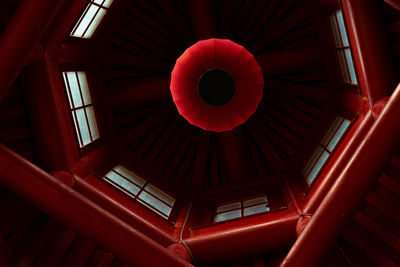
[170,38,264,133]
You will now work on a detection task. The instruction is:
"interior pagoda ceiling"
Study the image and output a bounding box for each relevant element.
[95,0,332,194]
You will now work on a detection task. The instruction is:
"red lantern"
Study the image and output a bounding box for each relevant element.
[170,39,263,132]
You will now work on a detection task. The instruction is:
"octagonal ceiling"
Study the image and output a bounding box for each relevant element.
[92,0,332,195]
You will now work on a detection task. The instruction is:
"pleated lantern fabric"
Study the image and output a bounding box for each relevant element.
[170,38,263,132]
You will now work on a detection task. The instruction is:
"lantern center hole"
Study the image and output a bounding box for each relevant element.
[198,69,235,106]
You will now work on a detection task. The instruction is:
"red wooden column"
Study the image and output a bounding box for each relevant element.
[184,208,298,265]
[280,83,400,267]
[0,144,192,267]
[342,0,395,107]
[302,111,374,214]
[385,0,400,11]
[0,0,64,103]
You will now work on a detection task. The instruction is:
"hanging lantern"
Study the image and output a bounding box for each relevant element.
[170,38,263,132]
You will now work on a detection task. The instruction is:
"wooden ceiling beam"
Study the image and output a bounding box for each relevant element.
[256,43,323,77]
[110,75,171,115]
[185,0,216,40]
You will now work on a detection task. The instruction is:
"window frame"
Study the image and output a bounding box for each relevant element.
[62,70,102,151]
[69,0,114,39]
[302,116,352,186]
[330,10,358,87]
[102,165,176,220]
[213,194,270,223]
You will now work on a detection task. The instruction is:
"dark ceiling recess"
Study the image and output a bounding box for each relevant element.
[198,69,235,106]
[102,0,331,195]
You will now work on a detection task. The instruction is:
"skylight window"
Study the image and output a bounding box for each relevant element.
[70,0,114,39]
[303,116,351,185]
[62,71,100,148]
[330,10,357,85]
[103,165,175,219]
[214,195,269,223]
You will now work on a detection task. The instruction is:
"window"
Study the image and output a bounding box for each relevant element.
[303,116,351,185]
[330,10,357,84]
[214,195,269,223]
[103,165,175,219]
[62,71,100,148]
[70,0,114,39]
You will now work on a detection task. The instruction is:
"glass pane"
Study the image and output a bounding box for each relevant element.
[84,7,106,38]
[105,171,140,195]
[216,202,241,213]
[71,111,83,147]
[72,5,99,38]
[76,108,91,146]
[113,165,146,187]
[94,0,114,8]
[214,210,241,223]
[77,72,92,105]
[345,48,357,84]
[336,11,349,47]
[321,117,343,150]
[144,184,174,206]
[86,106,100,141]
[327,119,351,152]
[330,14,342,47]
[243,196,268,207]
[138,191,171,217]
[65,72,83,108]
[338,50,350,83]
[307,151,330,185]
[244,204,269,216]
[303,146,324,177]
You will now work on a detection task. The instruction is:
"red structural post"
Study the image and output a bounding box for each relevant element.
[303,111,374,214]
[385,0,400,11]
[281,83,400,266]
[342,0,395,106]
[0,0,64,103]
[0,144,192,267]
[184,209,298,265]
[74,175,177,247]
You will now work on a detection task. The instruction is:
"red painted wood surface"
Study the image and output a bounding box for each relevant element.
[281,82,400,266]
[0,144,192,267]
[0,0,64,102]
[342,0,395,106]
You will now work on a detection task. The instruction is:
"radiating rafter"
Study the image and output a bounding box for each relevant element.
[263,78,330,101]
[110,75,171,115]
[256,43,323,77]
[246,120,283,172]
[191,132,211,190]
[185,0,216,40]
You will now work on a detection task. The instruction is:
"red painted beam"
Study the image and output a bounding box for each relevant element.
[281,83,400,266]
[184,208,298,265]
[256,43,322,77]
[74,175,177,247]
[0,0,64,103]
[0,144,192,267]
[111,75,171,114]
[385,0,400,11]
[186,0,216,40]
[217,129,252,184]
[342,0,395,106]
[22,57,80,172]
[303,111,374,215]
